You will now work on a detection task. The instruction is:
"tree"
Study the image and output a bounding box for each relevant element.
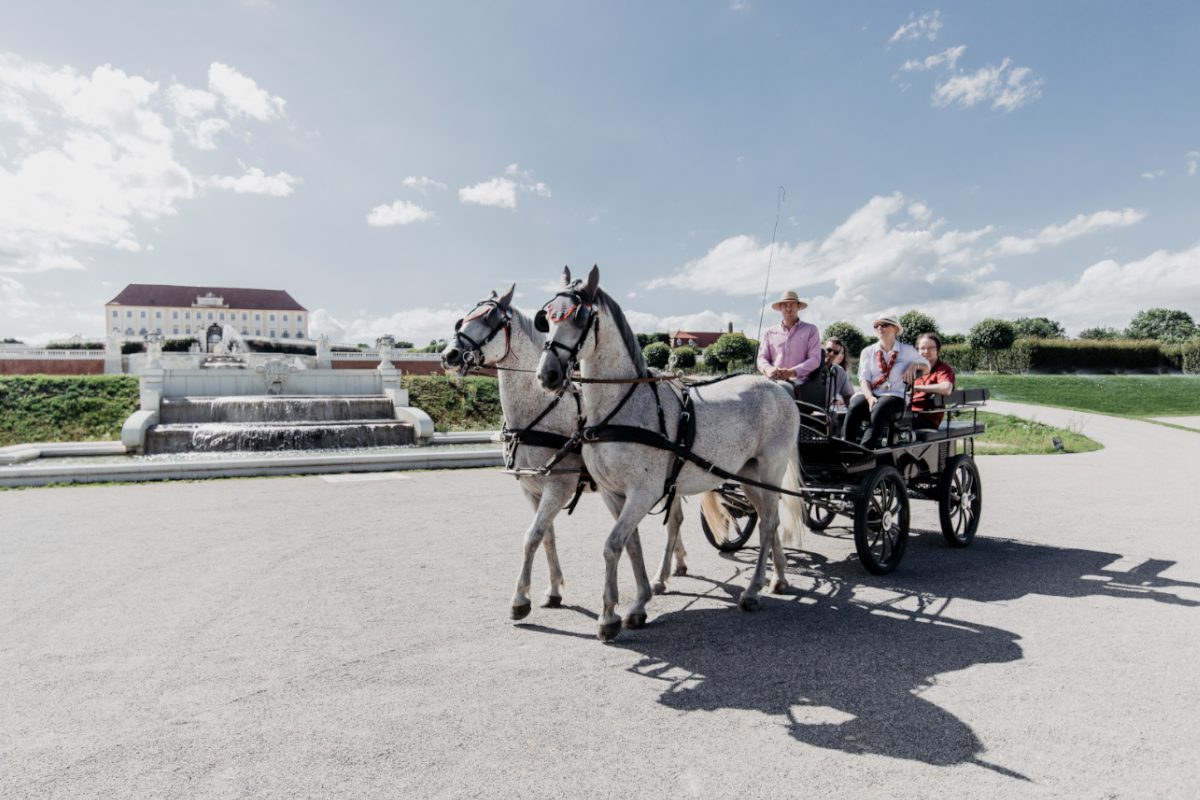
[941,333,967,345]
[670,346,697,370]
[417,338,447,353]
[637,332,670,347]
[1011,316,1066,339]
[968,318,1016,351]
[821,321,868,358]
[703,333,757,372]
[1077,326,1122,341]
[897,310,940,346]
[394,340,414,350]
[642,341,671,369]
[1125,308,1198,344]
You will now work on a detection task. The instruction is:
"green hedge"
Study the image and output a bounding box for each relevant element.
[0,376,140,446]
[943,338,1189,374]
[402,375,502,432]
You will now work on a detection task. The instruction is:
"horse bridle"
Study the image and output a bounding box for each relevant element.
[452,299,512,374]
[535,290,597,389]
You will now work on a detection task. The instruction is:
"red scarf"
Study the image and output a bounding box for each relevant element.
[869,347,899,391]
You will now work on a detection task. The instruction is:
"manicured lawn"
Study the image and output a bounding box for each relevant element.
[957,374,1200,417]
[973,410,1101,455]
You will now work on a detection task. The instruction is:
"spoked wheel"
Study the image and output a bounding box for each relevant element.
[939,455,982,547]
[700,488,758,552]
[804,502,836,531]
[853,465,909,575]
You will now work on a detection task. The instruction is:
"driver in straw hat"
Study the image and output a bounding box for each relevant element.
[756,290,822,398]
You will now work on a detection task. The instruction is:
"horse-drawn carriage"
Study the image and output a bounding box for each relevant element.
[700,378,989,575]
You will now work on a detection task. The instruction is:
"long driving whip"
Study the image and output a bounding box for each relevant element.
[756,186,786,341]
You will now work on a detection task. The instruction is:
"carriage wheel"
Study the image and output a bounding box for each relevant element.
[700,491,758,552]
[804,502,836,531]
[853,465,909,575]
[938,455,982,547]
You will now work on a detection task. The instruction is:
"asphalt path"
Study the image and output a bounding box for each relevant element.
[1,402,1197,799]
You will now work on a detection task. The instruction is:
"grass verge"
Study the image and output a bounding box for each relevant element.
[957,374,1200,417]
[973,410,1102,455]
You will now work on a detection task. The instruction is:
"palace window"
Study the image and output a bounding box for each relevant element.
[255,313,261,321]
[140,311,146,318]
[155,311,161,319]
[269,314,275,321]
[172,311,178,319]
[270,330,276,338]
[282,331,290,338]
[111,310,117,318]
[283,314,288,321]
[125,327,134,335]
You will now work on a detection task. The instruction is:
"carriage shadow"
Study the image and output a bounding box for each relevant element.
[605,533,1198,772]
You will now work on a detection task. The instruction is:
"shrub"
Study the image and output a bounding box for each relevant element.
[822,321,868,358]
[1125,308,1198,344]
[898,310,940,346]
[0,375,140,446]
[703,333,758,372]
[643,341,671,369]
[942,333,967,345]
[968,318,1016,352]
[1018,339,1168,373]
[401,375,501,431]
[242,339,317,356]
[46,341,105,350]
[1162,338,1200,373]
[1012,316,1066,339]
[121,342,145,355]
[636,332,670,348]
[670,346,697,370]
[162,337,199,352]
[1078,326,1123,341]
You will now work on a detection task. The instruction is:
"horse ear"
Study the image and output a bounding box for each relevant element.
[534,309,549,333]
[582,265,600,299]
[498,283,515,309]
[561,265,572,286]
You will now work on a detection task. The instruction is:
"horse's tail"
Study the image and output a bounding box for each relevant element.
[699,490,734,537]
[778,447,806,549]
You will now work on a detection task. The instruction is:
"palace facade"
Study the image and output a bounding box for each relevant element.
[105,284,309,341]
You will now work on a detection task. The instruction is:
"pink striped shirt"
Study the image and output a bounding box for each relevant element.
[756,320,822,383]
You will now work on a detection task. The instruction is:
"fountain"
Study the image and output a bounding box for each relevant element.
[122,333,435,455]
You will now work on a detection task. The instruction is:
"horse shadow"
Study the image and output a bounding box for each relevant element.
[599,533,1198,773]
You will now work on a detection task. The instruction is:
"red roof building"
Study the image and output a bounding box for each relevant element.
[670,323,736,350]
[105,284,310,341]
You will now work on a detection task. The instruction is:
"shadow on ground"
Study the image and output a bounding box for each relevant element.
[526,528,1199,777]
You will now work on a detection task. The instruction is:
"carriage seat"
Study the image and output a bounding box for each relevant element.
[910,387,989,441]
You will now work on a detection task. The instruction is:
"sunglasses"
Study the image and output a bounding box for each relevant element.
[822,348,843,355]
[873,323,893,330]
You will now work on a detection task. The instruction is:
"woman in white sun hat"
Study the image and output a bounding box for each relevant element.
[842,314,930,447]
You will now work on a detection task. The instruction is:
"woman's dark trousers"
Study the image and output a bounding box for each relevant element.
[843,394,905,446]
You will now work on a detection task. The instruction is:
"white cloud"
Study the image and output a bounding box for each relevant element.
[0,276,38,318]
[459,177,517,208]
[459,164,551,209]
[205,166,298,196]
[646,193,1177,336]
[0,53,293,274]
[207,62,285,121]
[309,306,463,346]
[623,309,742,335]
[932,58,1043,112]
[889,10,943,44]
[402,175,448,193]
[1141,169,1165,180]
[367,200,433,226]
[900,45,966,72]
[1187,151,1199,177]
[988,208,1145,257]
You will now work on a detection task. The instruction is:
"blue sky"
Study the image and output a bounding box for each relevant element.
[2,1,1199,344]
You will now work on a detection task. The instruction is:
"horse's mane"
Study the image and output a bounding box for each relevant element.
[509,305,544,347]
[594,287,650,378]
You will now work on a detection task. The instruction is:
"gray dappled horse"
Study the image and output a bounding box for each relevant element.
[441,285,693,625]
[536,267,806,641]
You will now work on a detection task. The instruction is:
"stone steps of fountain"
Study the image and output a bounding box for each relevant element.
[160,395,397,424]
[145,420,414,454]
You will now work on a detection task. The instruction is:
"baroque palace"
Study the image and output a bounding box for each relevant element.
[105,284,309,342]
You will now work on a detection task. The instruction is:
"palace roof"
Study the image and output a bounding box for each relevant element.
[106,284,307,311]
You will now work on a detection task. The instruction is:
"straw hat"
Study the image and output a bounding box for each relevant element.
[872,315,904,335]
[770,290,808,311]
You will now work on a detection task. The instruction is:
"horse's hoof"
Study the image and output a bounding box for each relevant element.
[652,581,667,595]
[624,613,647,629]
[542,595,563,609]
[598,621,622,641]
[673,565,688,577]
[739,595,760,612]
[770,580,789,595]
[511,602,532,620]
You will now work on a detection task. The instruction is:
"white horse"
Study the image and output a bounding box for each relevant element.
[441,285,693,627]
[536,267,806,641]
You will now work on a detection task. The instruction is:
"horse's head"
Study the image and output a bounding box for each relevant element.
[536,265,600,392]
[441,283,515,376]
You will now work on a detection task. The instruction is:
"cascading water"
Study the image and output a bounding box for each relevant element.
[145,395,414,454]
